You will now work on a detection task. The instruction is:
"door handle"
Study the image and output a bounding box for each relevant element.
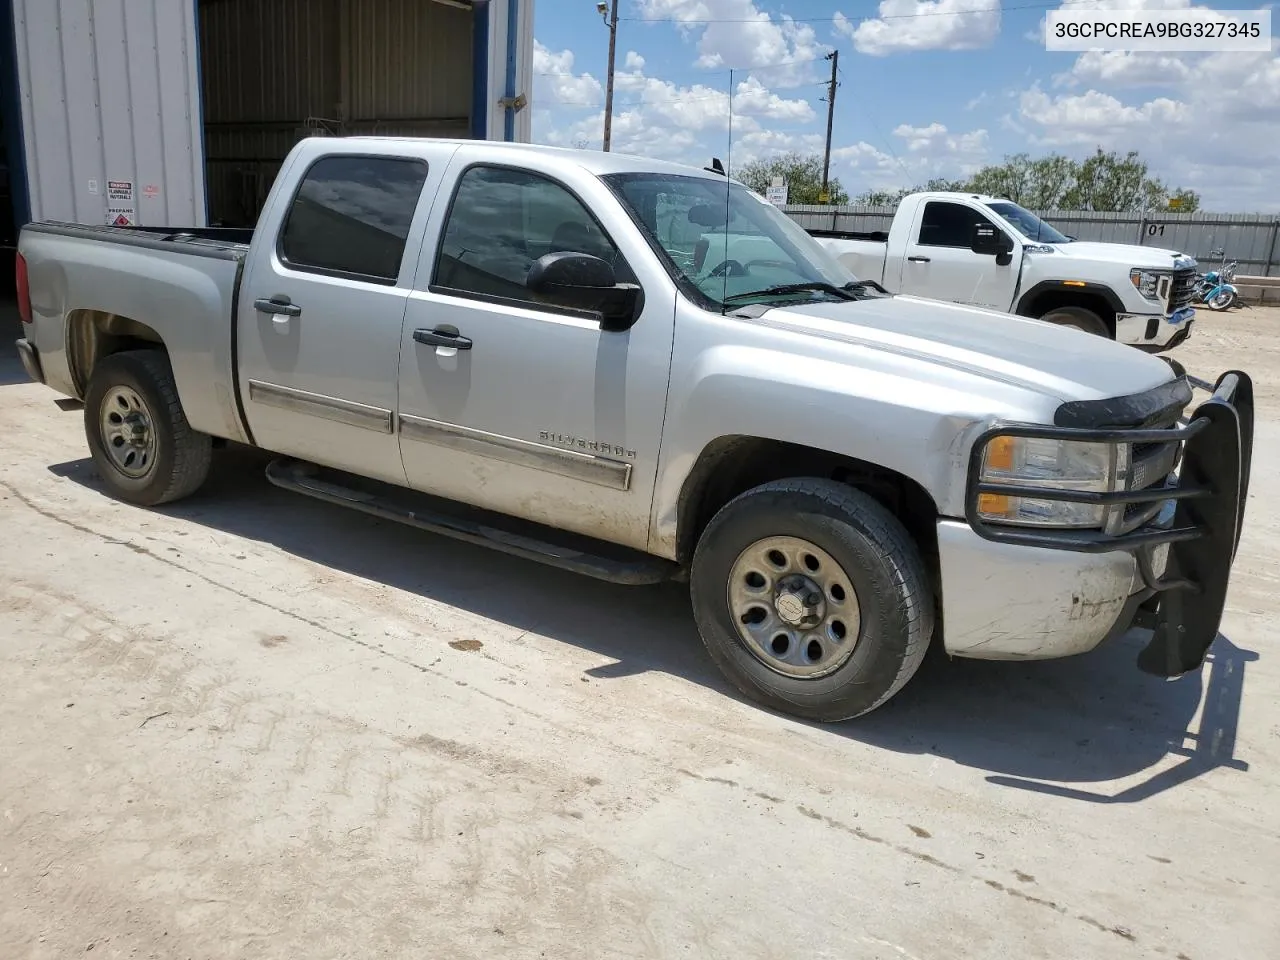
[907,256,931,263]
[255,296,302,317]
[414,327,472,350]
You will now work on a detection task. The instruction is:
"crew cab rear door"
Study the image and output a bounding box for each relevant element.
[235,141,457,485]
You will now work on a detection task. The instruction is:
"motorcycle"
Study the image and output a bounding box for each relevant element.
[1192,252,1240,311]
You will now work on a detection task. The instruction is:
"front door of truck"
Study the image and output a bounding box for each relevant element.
[896,200,1019,312]
[236,146,453,485]
[395,158,675,552]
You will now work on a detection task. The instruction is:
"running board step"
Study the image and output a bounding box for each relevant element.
[265,458,677,586]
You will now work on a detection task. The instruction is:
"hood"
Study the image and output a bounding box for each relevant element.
[754,294,1179,406]
[1044,240,1196,270]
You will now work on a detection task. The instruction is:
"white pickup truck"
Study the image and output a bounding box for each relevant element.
[12,139,1253,721]
[810,191,1199,351]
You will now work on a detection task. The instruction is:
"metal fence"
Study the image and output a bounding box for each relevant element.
[784,205,1280,277]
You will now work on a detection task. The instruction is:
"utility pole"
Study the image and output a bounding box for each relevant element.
[820,50,839,203]
[599,0,619,151]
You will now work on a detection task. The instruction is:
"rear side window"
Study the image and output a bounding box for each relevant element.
[278,155,429,282]
[917,201,997,248]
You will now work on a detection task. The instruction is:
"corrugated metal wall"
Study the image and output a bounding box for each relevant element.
[199,0,473,226]
[787,205,1280,276]
[10,0,205,226]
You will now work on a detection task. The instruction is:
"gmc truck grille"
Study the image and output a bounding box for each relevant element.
[1166,268,1198,314]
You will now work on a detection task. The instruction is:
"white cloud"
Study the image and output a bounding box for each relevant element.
[635,0,827,87]
[1019,85,1188,144]
[535,38,815,161]
[835,0,1000,57]
[532,41,602,109]
[831,122,990,194]
[1056,50,1192,88]
[1016,43,1280,209]
[731,76,816,122]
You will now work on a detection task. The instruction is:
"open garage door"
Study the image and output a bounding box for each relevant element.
[198,0,501,227]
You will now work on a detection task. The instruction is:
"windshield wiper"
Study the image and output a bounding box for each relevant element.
[722,282,857,304]
[842,279,890,296]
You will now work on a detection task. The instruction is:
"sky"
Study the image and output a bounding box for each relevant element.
[529,0,1280,211]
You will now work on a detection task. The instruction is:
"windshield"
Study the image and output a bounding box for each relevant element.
[986,201,1071,244]
[603,173,861,309]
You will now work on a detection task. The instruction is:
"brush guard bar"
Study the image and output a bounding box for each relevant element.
[965,371,1254,678]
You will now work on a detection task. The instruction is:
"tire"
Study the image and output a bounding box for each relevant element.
[1207,290,1236,311]
[1039,306,1110,337]
[84,349,212,506]
[690,478,934,722]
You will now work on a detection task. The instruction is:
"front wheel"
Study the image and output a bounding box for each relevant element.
[1039,306,1110,337]
[84,350,212,506]
[1207,290,1236,310]
[690,478,934,722]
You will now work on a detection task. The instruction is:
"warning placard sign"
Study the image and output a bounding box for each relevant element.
[106,179,137,226]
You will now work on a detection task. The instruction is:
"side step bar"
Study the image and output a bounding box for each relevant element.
[265,458,677,586]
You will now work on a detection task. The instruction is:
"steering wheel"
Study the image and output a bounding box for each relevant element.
[707,259,747,278]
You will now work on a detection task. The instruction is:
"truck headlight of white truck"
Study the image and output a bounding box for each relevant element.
[1129,268,1171,303]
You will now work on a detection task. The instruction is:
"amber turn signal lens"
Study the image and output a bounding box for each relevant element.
[984,435,1016,472]
[977,492,1011,516]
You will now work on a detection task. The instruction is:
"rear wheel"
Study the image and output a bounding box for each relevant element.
[690,478,934,722]
[1040,305,1110,337]
[84,350,212,506]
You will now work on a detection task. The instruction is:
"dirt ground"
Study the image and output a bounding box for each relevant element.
[2,307,1278,960]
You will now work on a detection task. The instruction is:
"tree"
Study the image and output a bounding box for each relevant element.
[857,148,1199,213]
[1166,188,1201,213]
[738,152,849,205]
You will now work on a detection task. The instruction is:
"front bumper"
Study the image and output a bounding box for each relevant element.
[14,338,44,384]
[949,370,1253,675]
[1115,306,1194,348]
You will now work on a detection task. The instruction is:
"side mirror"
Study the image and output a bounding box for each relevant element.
[527,252,642,332]
[970,223,1015,265]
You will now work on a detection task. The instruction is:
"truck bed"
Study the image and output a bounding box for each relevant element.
[806,227,889,243]
[809,231,890,284]
[18,219,250,444]
[27,221,253,260]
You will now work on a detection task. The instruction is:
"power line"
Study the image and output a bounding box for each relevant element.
[621,0,1095,25]
[534,54,828,80]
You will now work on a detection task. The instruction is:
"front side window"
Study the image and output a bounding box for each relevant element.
[278,155,429,282]
[987,201,1071,244]
[917,201,999,248]
[605,173,861,309]
[434,165,626,304]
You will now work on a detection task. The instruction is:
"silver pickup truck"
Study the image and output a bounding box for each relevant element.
[13,137,1254,721]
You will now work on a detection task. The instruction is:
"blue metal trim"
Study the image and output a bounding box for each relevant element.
[192,0,210,224]
[504,0,518,141]
[0,0,32,231]
[470,0,489,139]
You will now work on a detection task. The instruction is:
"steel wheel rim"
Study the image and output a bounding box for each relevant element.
[1209,291,1234,309]
[726,536,862,679]
[100,385,157,479]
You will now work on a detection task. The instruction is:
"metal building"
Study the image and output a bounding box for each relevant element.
[0,0,532,241]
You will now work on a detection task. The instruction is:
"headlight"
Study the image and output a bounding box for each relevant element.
[977,435,1128,528]
[1129,269,1171,303]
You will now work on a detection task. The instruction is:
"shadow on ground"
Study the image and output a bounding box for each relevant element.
[2,306,31,385]
[48,443,1257,804]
